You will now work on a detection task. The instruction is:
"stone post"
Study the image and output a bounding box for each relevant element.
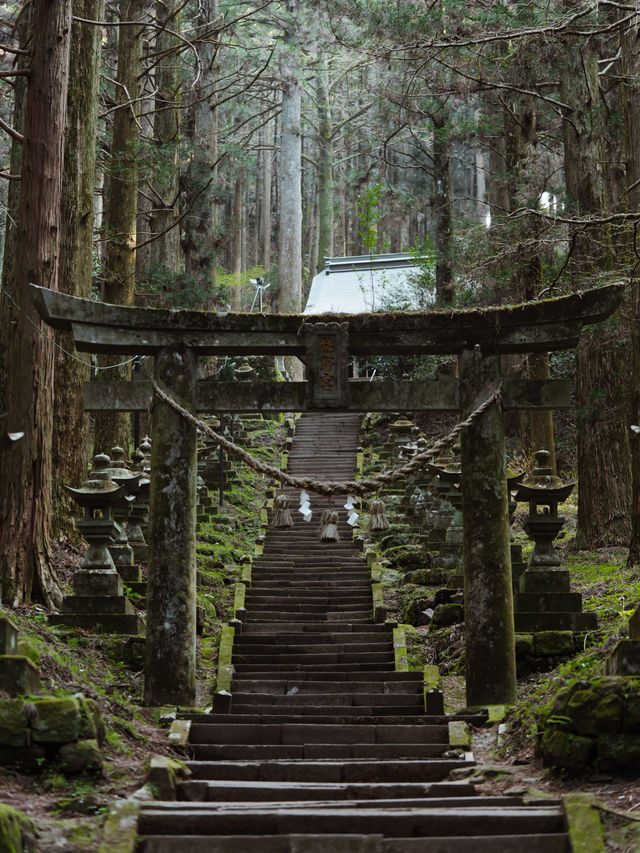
[144,348,198,706]
[459,346,516,707]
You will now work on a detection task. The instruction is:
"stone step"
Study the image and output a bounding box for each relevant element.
[513,612,597,632]
[245,594,373,604]
[182,714,482,727]
[245,614,372,624]
[183,759,471,783]
[189,723,449,745]
[234,643,393,655]
[242,601,373,612]
[178,780,478,803]
[233,663,396,673]
[189,743,450,761]
[239,625,394,636]
[140,833,569,853]
[228,705,427,718]
[138,803,566,838]
[234,633,391,646]
[228,680,422,695]
[234,654,395,667]
[228,693,419,708]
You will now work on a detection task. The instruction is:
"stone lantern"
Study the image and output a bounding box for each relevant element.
[128,448,150,565]
[108,446,141,581]
[514,450,574,570]
[51,454,144,634]
[429,453,463,575]
[235,357,254,381]
[513,449,595,634]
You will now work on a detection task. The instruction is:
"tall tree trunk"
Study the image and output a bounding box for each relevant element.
[623,9,640,564]
[432,110,454,305]
[54,0,104,535]
[182,0,220,300]
[260,121,272,273]
[149,0,181,275]
[560,18,631,546]
[232,177,243,310]
[316,57,333,271]
[0,0,71,606]
[94,0,143,456]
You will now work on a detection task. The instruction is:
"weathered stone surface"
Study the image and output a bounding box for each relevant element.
[31,697,83,744]
[0,700,28,747]
[0,656,41,696]
[0,802,36,852]
[459,347,515,707]
[147,755,191,800]
[403,568,445,586]
[519,569,571,594]
[145,348,198,707]
[515,633,535,658]
[596,732,640,771]
[59,738,103,774]
[540,729,594,770]
[564,793,606,853]
[430,603,464,630]
[607,639,640,675]
[534,630,574,656]
[0,614,18,656]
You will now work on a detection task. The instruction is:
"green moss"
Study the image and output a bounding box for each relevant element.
[564,793,606,853]
[0,803,36,853]
[540,729,594,770]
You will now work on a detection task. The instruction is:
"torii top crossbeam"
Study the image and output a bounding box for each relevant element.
[31,282,624,356]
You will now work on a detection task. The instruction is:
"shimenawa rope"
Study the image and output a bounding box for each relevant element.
[151,379,502,498]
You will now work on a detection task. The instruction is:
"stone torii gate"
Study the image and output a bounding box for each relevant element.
[31,283,624,708]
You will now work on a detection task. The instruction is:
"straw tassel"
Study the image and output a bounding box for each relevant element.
[318,509,340,542]
[368,498,390,531]
[272,492,294,528]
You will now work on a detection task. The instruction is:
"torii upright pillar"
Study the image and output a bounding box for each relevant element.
[144,347,198,706]
[459,346,516,706]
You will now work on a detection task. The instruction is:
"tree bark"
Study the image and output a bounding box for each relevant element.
[432,110,454,306]
[94,0,144,456]
[149,0,181,275]
[182,0,220,300]
[559,13,630,546]
[316,57,333,271]
[0,0,71,606]
[260,121,273,273]
[54,0,104,534]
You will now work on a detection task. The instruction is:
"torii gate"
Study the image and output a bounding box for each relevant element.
[32,283,624,708]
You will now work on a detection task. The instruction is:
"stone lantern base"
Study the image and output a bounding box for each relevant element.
[0,613,41,695]
[50,570,145,635]
[514,568,597,633]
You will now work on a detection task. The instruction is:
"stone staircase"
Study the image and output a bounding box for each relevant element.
[137,412,571,852]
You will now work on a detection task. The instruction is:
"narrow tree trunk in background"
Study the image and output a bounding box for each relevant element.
[94,0,143,456]
[0,0,71,606]
[182,0,220,299]
[527,352,556,472]
[150,0,181,275]
[560,14,630,546]
[260,121,272,273]
[316,57,333,271]
[232,178,243,310]
[54,0,104,534]
[623,9,640,564]
[432,110,454,305]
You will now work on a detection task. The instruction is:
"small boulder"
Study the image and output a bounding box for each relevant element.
[59,738,103,774]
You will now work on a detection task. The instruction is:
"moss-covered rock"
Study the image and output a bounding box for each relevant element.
[0,701,28,748]
[59,738,103,774]
[515,634,535,657]
[540,729,594,770]
[404,568,445,586]
[534,630,574,656]
[402,595,433,627]
[0,803,36,852]
[596,732,640,771]
[430,603,464,630]
[31,697,83,744]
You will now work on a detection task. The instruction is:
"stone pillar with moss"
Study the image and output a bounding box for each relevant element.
[459,346,516,707]
[144,348,198,706]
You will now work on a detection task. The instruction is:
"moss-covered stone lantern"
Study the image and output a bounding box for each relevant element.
[514,449,574,569]
[108,446,141,581]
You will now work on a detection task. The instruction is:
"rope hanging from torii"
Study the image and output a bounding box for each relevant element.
[151,378,503,498]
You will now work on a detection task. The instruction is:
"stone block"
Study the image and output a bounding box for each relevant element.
[61,595,135,615]
[534,630,575,656]
[0,656,41,696]
[0,803,37,851]
[596,732,640,772]
[430,602,464,630]
[147,755,191,800]
[515,592,584,614]
[515,612,597,632]
[540,728,594,770]
[519,569,571,594]
[117,565,142,583]
[49,613,145,635]
[73,569,123,597]
[31,696,83,744]
[515,633,535,658]
[0,744,46,771]
[0,615,18,656]
[607,640,640,676]
[59,738,103,774]
[0,700,28,747]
